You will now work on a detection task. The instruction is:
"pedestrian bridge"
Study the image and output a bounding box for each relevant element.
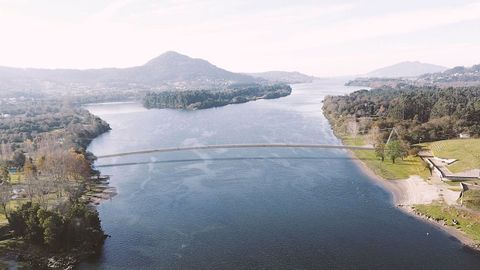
[96,143,374,159]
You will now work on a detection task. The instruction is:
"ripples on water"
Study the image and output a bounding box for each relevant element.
[82,79,480,270]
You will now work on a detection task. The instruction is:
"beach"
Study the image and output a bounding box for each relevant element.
[347,150,480,251]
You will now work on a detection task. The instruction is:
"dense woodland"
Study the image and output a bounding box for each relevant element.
[0,100,110,267]
[323,86,480,144]
[0,100,110,149]
[143,84,292,109]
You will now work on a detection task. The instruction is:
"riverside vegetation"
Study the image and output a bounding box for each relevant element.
[323,85,480,179]
[323,86,480,144]
[322,85,480,180]
[323,85,480,246]
[0,99,111,269]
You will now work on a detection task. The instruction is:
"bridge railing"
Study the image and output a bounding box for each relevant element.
[96,143,374,159]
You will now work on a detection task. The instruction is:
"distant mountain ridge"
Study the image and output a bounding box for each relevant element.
[346,63,480,88]
[0,51,261,98]
[0,51,298,108]
[247,71,317,84]
[366,61,448,78]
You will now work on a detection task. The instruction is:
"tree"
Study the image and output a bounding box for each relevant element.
[43,213,64,249]
[0,142,13,161]
[24,158,38,201]
[0,163,9,183]
[386,140,405,164]
[400,141,410,160]
[367,126,383,146]
[358,117,373,135]
[346,117,359,137]
[12,151,26,169]
[0,182,12,220]
[374,142,386,162]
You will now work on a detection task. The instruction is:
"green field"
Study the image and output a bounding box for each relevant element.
[462,189,480,210]
[343,135,430,180]
[427,139,480,173]
[8,173,24,185]
[414,204,480,242]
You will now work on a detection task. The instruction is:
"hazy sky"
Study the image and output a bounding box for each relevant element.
[1,0,480,76]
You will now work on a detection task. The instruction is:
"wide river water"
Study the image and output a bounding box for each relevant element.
[82,79,480,269]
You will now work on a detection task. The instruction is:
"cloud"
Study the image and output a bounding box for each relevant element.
[86,0,138,23]
[0,0,479,76]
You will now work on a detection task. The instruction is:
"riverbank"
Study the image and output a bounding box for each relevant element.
[0,103,112,269]
[346,149,480,251]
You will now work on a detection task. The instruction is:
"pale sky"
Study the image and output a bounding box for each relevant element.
[1,0,480,76]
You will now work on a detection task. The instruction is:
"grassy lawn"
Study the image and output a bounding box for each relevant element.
[413,204,480,242]
[341,135,430,180]
[462,189,480,210]
[8,172,24,184]
[427,139,480,173]
[0,214,6,225]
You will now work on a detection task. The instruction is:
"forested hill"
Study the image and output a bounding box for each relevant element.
[143,84,292,110]
[323,86,480,143]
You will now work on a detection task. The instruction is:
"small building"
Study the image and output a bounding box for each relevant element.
[459,133,471,139]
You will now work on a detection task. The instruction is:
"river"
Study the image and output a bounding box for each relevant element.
[82,79,480,269]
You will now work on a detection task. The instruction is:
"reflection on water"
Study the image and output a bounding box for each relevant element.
[82,79,480,270]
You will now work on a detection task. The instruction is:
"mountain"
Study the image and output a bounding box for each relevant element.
[247,71,317,84]
[135,51,256,85]
[365,61,448,78]
[0,51,260,98]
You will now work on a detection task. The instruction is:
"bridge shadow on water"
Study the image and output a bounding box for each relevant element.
[95,156,376,168]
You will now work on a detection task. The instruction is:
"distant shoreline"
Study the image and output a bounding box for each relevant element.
[82,101,139,106]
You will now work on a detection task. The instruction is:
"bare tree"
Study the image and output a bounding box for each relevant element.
[367,126,383,146]
[34,136,92,204]
[0,182,12,220]
[0,142,13,161]
[358,117,372,135]
[0,162,10,184]
[346,117,359,138]
[24,158,38,201]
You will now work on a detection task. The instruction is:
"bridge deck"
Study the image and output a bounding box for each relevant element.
[96,143,374,159]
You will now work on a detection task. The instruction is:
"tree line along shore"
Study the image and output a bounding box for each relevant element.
[323,85,480,249]
[0,99,111,269]
[142,84,292,110]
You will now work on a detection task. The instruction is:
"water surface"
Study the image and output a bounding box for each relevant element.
[83,79,480,269]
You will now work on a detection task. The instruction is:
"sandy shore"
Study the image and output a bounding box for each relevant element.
[346,150,480,250]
